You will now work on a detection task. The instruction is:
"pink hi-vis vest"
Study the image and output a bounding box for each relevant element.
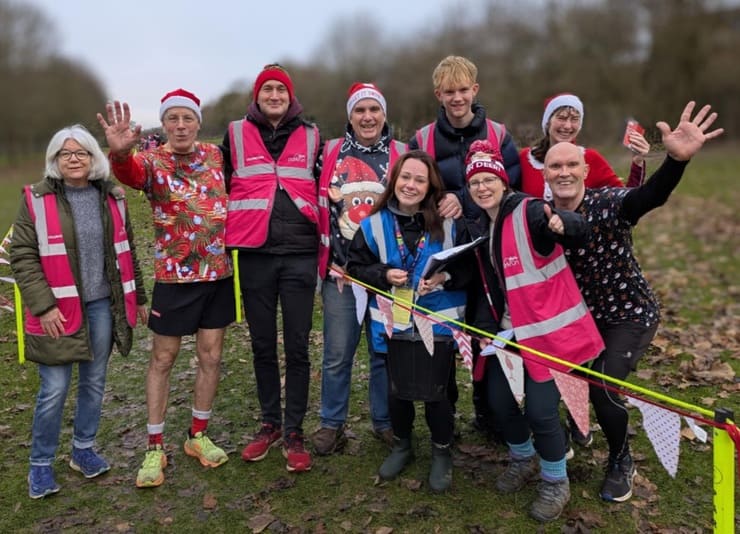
[317,138,407,277]
[225,120,320,248]
[23,186,138,336]
[501,198,604,382]
[414,119,506,159]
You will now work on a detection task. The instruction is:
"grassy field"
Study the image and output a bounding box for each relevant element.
[0,144,738,533]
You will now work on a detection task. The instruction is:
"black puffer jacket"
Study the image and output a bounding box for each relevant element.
[409,104,521,220]
[221,100,321,255]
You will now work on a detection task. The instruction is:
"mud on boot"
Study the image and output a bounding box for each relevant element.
[428,442,452,492]
[378,436,413,480]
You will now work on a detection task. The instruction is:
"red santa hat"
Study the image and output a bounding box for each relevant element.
[542,93,584,134]
[346,82,387,119]
[464,139,509,185]
[159,88,202,122]
[253,63,294,102]
[339,167,385,196]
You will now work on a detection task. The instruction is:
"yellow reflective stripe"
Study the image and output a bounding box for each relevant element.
[114,241,130,254]
[228,199,269,211]
[515,301,589,340]
[51,285,79,298]
[122,280,136,293]
[38,243,67,256]
[368,213,387,264]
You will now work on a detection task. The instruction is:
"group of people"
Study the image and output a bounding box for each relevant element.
[10,55,722,524]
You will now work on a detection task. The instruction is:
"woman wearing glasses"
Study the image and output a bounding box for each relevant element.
[10,124,147,499]
[461,140,603,522]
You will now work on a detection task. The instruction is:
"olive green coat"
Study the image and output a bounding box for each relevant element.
[10,177,147,365]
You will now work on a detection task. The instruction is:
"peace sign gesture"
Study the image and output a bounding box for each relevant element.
[657,101,724,162]
[96,101,143,154]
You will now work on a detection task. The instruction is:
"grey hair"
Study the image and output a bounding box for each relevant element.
[44,124,110,180]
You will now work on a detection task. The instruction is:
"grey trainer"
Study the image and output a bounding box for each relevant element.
[495,455,538,493]
[530,478,571,522]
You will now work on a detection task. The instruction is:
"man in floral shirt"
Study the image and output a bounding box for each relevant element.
[98,89,234,488]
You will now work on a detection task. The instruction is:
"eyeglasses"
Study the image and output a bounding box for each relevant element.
[58,150,91,161]
[467,177,500,190]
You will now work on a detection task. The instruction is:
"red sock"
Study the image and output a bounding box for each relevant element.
[191,417,208,436]
[148,433,163,447]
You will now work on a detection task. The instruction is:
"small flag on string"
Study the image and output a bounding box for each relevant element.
[496,348,524,405]
[683,417,708,443]
[552,369,590,438]
[376,295,394,339]
[452,330,472,371]
[414,312,435,356]
[628,397,681,477]
[351,283,367,325]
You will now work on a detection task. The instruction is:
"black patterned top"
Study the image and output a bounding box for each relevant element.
[562,156,688,329]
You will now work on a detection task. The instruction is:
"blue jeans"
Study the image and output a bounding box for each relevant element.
[319,278,390,431]
[30,298,113,466]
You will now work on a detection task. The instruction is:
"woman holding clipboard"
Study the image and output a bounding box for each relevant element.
[346,150,467,492]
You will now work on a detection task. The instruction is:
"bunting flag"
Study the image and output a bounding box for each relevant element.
[496,348,525,405]
[628,397,680,478]
[452,330,473,371]
[551,369,590,437]
[351,283,367,325]
[376,295,394,339]
[413,312,435,356]
[683,417,708,443]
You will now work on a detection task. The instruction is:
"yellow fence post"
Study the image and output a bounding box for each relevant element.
[231,249,242,323]
[712,409,735,533]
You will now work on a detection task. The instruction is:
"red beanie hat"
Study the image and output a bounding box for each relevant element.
[253,64,294,102]
[465,139,509,185]
[159,88,201,122]
[346,82,387,118]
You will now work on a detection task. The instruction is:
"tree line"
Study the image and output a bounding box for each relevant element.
[1,0,738,162]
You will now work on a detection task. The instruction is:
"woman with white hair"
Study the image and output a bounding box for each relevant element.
[10,124,147,499]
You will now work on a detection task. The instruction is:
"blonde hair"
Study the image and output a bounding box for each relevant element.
[432,56,478,90]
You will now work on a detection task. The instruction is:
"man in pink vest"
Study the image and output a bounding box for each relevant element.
[544,101,723,504]
[220,64,321,472]
[312,82,407,456]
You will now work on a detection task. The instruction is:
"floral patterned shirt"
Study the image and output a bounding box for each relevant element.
[110,143,231,283]
[563,187,660,328]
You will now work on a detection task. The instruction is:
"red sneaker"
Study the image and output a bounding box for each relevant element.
[241,423,282,462]
[282,432,312,472]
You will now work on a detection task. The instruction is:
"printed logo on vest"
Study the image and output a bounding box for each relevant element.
[503,256,520,269]
[286,154,307,164]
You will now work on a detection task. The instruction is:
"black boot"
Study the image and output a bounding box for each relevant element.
[428,442,452,492]
[378,436,413,480]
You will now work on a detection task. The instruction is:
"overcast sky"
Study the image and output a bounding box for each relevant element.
[24,0,481,128]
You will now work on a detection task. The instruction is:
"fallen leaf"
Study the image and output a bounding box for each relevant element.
[202,493,217,510]
[247,513,275,533]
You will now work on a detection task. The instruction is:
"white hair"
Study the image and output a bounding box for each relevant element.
[44,124,110,180]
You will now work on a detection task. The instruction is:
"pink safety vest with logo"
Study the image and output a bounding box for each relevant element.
[414,119,505,159]
[23,186,138,336]
[225,120,320,248]
[501,198,604,382]
[317,138,407,277]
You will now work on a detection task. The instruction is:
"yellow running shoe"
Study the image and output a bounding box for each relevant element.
[184,431,228,468]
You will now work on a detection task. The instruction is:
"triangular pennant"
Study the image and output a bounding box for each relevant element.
[376,295,394,339]
[628,397,681,477]
[683,416,708,443]
[351,283,367,326]
[495,348,525,405]
[413,313,435,356]
[452,330,472,371]
[551,370,590,437]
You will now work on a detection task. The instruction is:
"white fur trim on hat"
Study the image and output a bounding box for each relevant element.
[346,85,387,118]
[340,180,385,195]
[542,94,583,134]
[159,95,202,122]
